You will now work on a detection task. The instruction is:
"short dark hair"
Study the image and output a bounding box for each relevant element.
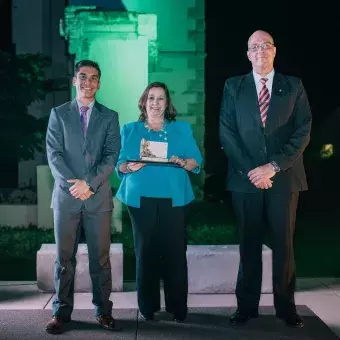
[138,82,177,122]
[74,60,101,79]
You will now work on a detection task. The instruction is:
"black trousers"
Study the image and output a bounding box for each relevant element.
[232,191,299,316]
[52,209,113,318]
[128,197,189,318]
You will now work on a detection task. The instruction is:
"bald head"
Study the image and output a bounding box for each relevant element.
[247,30,276,76]
[248,30,274,49]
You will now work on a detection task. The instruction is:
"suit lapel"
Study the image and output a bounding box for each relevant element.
[69,99,85,144]
[242,72,263,127]
[266,73,286,129]
[86,101,102,141]
[241,72,287,130]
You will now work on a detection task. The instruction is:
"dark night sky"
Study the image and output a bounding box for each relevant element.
[204,3,340,177]
[0,0,11,51]
[205,4,340,128]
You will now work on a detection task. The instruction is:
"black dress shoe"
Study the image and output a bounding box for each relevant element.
[229,309,258,326]
[173,316,186,323]
[172,312,187,323]
[277,313,304,328]
[96,315,116,330]
[140,312,155,321]
[45,316,71,334]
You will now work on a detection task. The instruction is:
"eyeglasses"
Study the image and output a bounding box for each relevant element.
[248,42,274,52]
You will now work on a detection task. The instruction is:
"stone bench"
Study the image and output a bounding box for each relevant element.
[187,245,272,294]
[36,243,123,292]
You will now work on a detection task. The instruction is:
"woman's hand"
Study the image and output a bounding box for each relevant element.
[119,161,146,173]
[169,156,187,168]
[127,162,146,172]
[169,156,199,171]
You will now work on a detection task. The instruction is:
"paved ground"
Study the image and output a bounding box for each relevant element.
[1,278,340,339]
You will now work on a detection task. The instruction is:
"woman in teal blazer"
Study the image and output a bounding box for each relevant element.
[116,82,202,322]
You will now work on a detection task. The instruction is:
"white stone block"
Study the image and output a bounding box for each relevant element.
[36,243,123,292]
[187,245,272,294]
[111,197,123,234]
[36,165,54,229]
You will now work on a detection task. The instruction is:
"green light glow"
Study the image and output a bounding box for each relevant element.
[62,7,158,188]
[89,37,148,126]
[61,3,206,193]
[90,38,149,188]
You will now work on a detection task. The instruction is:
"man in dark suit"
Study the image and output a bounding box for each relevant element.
[219,30,312,328]
[45,60,121,334]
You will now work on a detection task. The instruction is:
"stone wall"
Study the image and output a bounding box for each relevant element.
[147,0,206,189]
[60,0,206,193]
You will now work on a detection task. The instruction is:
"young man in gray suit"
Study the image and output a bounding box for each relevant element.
[45,60,121,334]
[219,30,312,328]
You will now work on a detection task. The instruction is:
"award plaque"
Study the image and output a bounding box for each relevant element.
[127,138,181,167]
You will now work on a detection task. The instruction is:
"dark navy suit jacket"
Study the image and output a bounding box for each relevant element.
[219,72,312,193]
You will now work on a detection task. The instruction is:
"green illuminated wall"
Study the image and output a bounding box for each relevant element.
[60,1,205,194]
[89,37,148,126]
[61,8,157,126]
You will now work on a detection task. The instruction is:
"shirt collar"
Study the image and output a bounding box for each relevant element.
[76,99,95,112]
[253,68,275,84]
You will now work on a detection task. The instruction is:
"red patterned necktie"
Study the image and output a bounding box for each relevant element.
[259,78,270,127]
[80,106,89,137]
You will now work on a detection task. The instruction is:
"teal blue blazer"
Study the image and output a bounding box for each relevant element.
[115,120,203,207]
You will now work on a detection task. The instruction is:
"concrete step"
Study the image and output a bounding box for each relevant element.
[36,243,123,292]
[187,245,272,293]
[36,243,272,294]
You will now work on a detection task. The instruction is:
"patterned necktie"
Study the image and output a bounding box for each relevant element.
[259,78,270,127]
[80,106,89,137]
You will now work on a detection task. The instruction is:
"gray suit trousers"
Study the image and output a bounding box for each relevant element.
[51,208,113,317]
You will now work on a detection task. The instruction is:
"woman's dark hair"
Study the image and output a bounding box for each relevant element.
[138,82,177,121]
[74,60,101,79]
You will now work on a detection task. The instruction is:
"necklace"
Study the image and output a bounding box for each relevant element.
[144,121,168,141]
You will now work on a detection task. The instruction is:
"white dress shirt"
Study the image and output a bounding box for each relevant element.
[252,69,275,99]
[76,99,95,129]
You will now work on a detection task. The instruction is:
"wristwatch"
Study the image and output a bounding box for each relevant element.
[270,161,281,173]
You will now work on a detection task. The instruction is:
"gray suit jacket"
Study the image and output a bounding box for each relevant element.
[46,99,121,212]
